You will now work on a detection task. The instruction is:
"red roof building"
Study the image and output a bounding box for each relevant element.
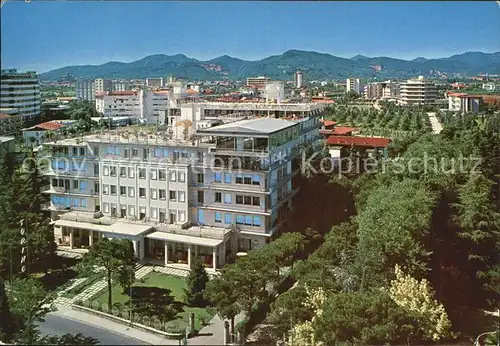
[326,135,391,148]
[332,126,357,136]
[30,121,65,131]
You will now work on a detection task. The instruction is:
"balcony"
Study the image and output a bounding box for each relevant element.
[42,187,99,197]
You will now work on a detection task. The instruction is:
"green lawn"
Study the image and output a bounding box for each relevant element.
[93,272,214,331]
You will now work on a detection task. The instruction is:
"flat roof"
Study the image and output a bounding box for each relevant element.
[198,117,297,136]
[54,219,153,237]
[146,231,224,247]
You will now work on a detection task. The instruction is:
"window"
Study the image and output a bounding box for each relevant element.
[224,173,231,184]
[159,169,166,181]
[244,215,253,225]
[169,190,176,201]
[132,148,138,157]
[127,187,134,197]
[120,167,126,177]
[102,185,109,195]
[253,196,260,206]
[236,215,244,225]
[244,176,252,185]
[159,189,166,200]
[110,166,117,177]
[236,195,243,204]
[81,199,87,208]
[150,207,158,219]
[80,147,85,156]
[73,180,79,189]
[111,204,117,216]
[72,147,78,156]
[124,149,130,158]
[252,175,261,185]
[214,172,222,183]
[178,211,186,223]
[197,191,204,203]
[129,205,135,216]
[103,203,109,213]
[143,148,148,160]
[154,148,162,158]
[215,192,222,203]
[128,167,135,178]
[151,189,157,200]
[120,186,126,196]
[159,209,166,223]
[197,173,204,184]
[94,164,99,176]
[224,213,232,224]
[150,169,157,180]
[215,212,222,223]
[139,168,146,179]
[94,182,99,193]
[178,172,186,182]
[224,193,232,204]
[253,216,262,226]
[169,171,176,182]
[178,191,186,202]
[92,147,99,156]
[139,188,146,198]
[244,196,252,205]
[110,185,117,195]
[198,210,205,224]
[103,166,109,176]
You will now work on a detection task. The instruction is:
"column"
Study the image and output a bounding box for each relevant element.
[69,229,74,249]
[89,230,93,247]
[164,242,169,266]
[212,247,217,270]
[187,245,192,267]
[133,240,138,257]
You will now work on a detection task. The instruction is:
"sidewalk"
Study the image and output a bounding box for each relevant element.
[427,112,443,134]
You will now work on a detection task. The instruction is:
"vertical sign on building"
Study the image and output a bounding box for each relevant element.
[20,219,28,274]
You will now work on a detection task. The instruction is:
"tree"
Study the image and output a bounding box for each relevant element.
[184,256,210,307]
[0,277,14,342]
[37,333,99,345]
[389,264,452,341]
[81,238,135,311]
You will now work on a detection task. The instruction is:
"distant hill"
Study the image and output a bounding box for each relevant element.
[38,50,500,81]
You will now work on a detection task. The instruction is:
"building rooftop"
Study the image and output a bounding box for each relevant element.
[198,117,298,136]
[24,121,65,131]
[0,136,15,143]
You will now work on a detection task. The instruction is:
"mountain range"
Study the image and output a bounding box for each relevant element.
[38,50,500,81]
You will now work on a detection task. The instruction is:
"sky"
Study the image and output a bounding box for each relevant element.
[1,1,500,73]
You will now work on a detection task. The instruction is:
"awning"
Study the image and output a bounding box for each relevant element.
[146,231,224,247]
[54,220,153,237]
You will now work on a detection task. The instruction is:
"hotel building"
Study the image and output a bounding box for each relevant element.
[399,76,437,105]
[0,69,41,124]
[41,102,325,271]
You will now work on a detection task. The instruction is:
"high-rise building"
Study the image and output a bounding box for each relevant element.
[75,80,96,102]
[294,71,304,89]
[0,69,41,122]
[40,102,325,269]
[94,78,113,94]
[346,78,365,94]
[364,80,400,100]
[246,76,270,90]
[399,76,437,105]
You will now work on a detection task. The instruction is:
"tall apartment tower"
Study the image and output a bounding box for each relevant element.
[346,78,365,94]
[294,71,304,89]
[0,69,41,121]
[76,80,96,102]
[399,76,437,105]
[95,78,113,94]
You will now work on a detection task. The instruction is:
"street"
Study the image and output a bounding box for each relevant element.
[39,313,149,345]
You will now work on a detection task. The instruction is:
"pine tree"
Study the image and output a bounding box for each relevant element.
[0,277,14,342]
[184,257,209,307]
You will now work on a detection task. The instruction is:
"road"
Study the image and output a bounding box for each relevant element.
[39,313,148,345]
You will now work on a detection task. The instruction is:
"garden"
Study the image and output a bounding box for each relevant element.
[79,271,215,334]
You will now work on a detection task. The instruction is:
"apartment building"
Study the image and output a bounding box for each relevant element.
[40,103,323,271]
[112,80,130,91]
[94,78,113,94]
[0,69,41,123]
[346,78,365,94]
[399,76,437,105]
[246,76,270,90]
[447,92,482,113]
[364,80,400,100]
[146,78,164,89]
[95,90,171,124]
[264,81,285,102]
[294,71,304,89]
[76,80,96,102]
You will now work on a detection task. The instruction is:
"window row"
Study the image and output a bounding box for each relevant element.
[102,185,186,202]
[52,178,91,191]
[101,203,186,223]
[212,172,261,186]
[198,210,262,227]
[51,196,87,208]
[102,166,185,182]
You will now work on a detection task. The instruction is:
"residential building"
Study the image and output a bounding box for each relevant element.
[364,80,400,100]
[94,78,113,94]
[22,120,76,147]
[446,92,482,114]
[482,82,498,92]
[40,102,324,271]
[346,78,365,94]
[294,71,304,89]
[112,80,130,91]
[246,76,270,90]
[364,83,383,100]
[146,78,164,89]
[0,69,41,123]
[75,80,96,102]
[399,76,437,105]
[264,81,285,102]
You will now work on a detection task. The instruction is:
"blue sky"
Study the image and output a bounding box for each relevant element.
[1,1,499,73]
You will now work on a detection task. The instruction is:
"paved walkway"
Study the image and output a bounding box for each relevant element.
[427,112,443,134]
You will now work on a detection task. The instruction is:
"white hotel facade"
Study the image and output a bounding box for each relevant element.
[41,102,325,271]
